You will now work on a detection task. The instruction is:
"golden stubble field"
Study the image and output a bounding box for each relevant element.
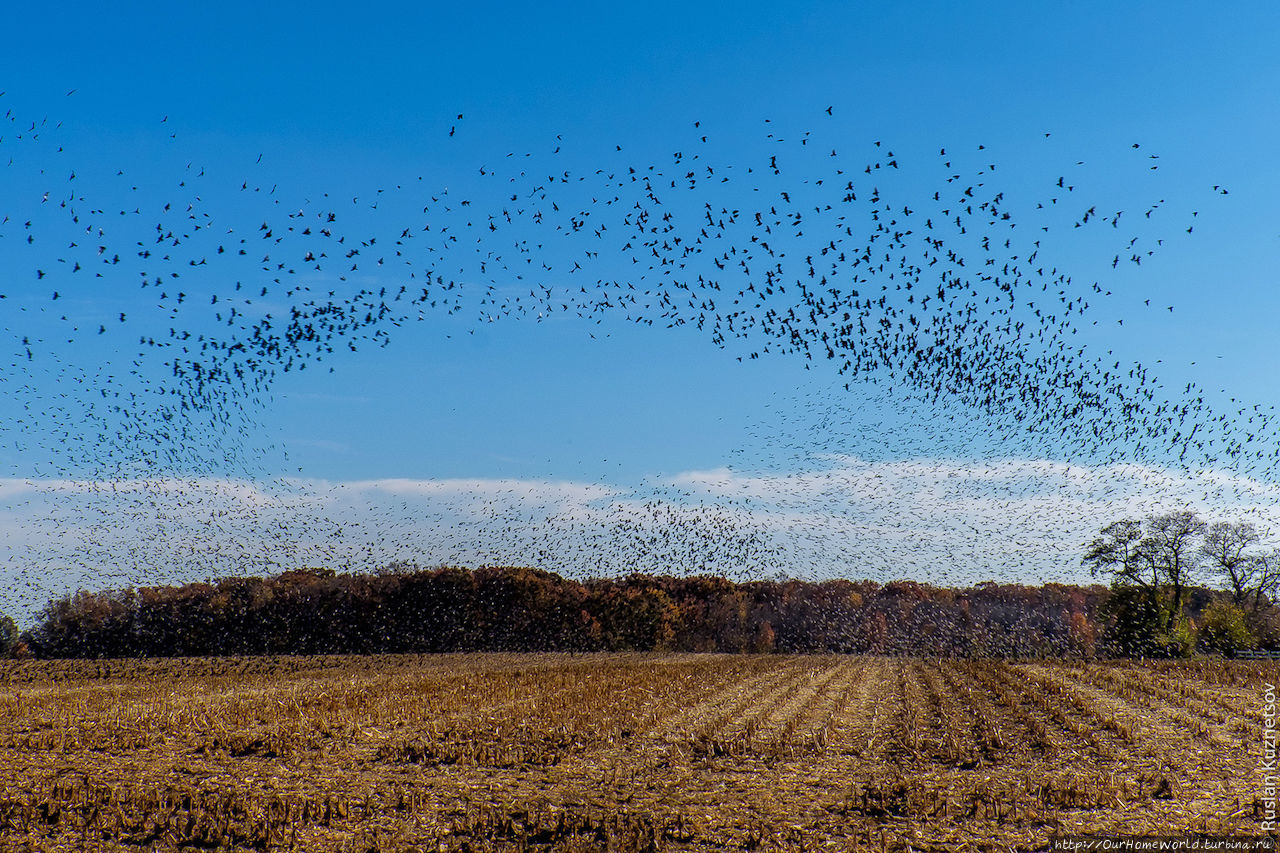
[0,654,1272,851]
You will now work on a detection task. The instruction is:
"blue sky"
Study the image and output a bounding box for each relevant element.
[2,2,1280,620]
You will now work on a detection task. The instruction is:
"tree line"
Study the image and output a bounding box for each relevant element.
[1083,510,1280,657]
[0,575,1262,662]
[8,568,1104,658]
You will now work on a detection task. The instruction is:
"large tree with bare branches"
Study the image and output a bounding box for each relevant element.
[1139,511,1205,632]
[1200,522,1262,606]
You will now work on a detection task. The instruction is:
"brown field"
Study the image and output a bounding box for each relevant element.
[0,654,1272,851]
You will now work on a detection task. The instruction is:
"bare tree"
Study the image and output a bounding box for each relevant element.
[1139,511,1205,630]
[1200,521,1261,606]
[1248,549,1280,612]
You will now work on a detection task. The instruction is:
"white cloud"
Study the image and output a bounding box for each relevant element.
[664,455,1280,585]
[336,477,620,503]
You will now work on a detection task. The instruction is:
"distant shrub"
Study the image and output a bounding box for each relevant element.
[0,614,17,657]
[1155,617,1198,659]
[1198,600,1255,655]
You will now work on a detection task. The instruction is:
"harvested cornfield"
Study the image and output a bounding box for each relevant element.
[0,654,1271,851]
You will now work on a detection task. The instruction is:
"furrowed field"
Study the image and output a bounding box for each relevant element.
[0,655,1271,851]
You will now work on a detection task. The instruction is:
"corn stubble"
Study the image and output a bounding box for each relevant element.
[0,654,1270,851]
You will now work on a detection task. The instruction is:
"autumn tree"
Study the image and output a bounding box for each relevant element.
[1066,610,1098,658]
[1197,599,1255,654]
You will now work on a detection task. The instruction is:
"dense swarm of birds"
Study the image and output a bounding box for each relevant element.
[1,92,1276,623]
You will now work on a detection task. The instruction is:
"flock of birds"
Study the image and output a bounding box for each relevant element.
[1,92,1276,624]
